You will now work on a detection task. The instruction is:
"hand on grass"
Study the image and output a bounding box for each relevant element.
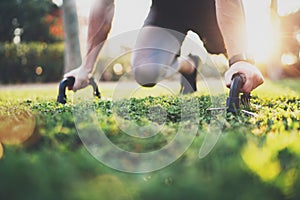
[225,61,264,93]
[63,66,92,92]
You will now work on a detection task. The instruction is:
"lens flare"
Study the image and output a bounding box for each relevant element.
[281,53,298,66]
[0,110,36,145]
[0,143,3,159]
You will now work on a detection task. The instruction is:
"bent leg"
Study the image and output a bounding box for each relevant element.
[131,26,184,87]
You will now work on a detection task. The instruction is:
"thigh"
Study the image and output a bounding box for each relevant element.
[189,0,227,55]
[194,24,227,55]
[145,0,226,55]
[131,26,185,68]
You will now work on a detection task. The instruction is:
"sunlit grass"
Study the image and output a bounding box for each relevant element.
[0,78,299,102]
[0,78,299,200]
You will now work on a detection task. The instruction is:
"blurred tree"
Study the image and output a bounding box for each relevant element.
[62,0,82,72]
[0,0,62,43]
[45,6,64,41]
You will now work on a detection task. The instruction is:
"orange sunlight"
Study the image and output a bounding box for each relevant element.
[243,0,300,64]
[243,0,280,64]
[277,0,300,16]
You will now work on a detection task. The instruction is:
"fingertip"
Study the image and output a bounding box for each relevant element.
[261,77,265,84]
[71,84,77,92]
[224,75,232,87]
[225,80,231,88]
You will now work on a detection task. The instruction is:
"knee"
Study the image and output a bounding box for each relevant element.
[133,64,162,87]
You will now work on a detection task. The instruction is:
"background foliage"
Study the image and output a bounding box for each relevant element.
[0,0,62,43]
[0,42,64,83]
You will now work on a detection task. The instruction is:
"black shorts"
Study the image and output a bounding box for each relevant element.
[144,0,226,55]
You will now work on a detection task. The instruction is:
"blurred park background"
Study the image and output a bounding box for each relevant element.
[0,0,300,85]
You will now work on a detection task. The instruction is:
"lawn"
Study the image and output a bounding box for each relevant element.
[0,78,299,200]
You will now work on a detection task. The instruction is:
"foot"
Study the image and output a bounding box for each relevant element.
[180,54,199,94]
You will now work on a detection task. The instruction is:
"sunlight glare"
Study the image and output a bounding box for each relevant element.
[277,0,300,16]
[243,0,279,64]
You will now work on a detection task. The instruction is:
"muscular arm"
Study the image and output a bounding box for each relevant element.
[64,0,115,91]
[215,0,247,58]
[215,0,264,93]
[84,0,115,73]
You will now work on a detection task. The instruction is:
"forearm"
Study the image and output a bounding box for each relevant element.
[215,0,247,58]
[83,0,115,73]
